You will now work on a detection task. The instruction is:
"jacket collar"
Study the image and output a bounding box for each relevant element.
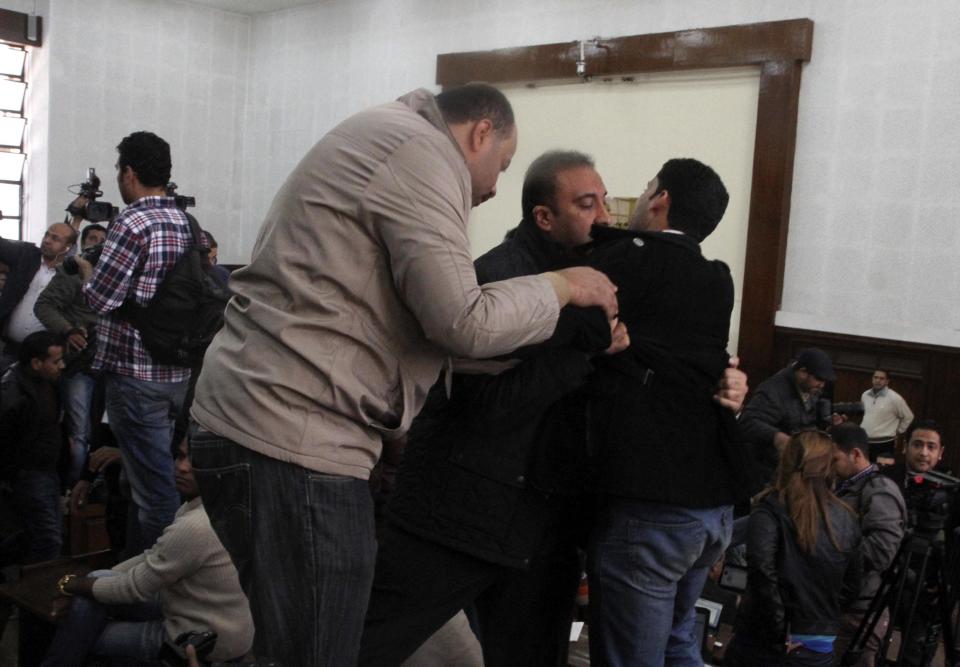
[399,88,463,161]
[509,218,582,272]
[589,224,702,255]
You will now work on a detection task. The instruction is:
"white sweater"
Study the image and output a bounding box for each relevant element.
[92,498,254,660]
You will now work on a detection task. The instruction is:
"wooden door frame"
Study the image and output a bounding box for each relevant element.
[436,18,814,382]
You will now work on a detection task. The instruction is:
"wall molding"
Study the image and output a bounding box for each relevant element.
[436,19,815,385]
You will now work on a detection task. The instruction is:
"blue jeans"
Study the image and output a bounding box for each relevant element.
[42,570,166,666]
[12,469,62,563]
[105,373,188,552]
[587,499,733,667]
[63,372,98,484]
[191,431,377,667]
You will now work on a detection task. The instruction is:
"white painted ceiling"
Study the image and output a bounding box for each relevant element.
[172,0,321,15]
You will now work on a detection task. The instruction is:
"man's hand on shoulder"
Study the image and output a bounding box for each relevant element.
[714,356,748,412]
[549,266,619,319]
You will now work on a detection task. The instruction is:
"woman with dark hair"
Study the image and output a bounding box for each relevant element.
[725,430,862,666]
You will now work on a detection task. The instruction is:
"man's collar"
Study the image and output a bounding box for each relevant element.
[837,463,878,494]
[127,195,179,210]
[588,224,701,252]
[869,387,889,398]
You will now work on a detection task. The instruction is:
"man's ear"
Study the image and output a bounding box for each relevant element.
[651,189,671,217]
[30,357,43,373]
[533,204,553,233]
[468,118,494,153]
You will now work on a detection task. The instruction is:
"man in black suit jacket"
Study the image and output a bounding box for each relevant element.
[583,158,756,665]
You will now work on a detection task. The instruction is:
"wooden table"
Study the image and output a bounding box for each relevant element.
[0,550,113,665]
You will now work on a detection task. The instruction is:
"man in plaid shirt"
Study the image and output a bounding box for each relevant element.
[77,131,193,555]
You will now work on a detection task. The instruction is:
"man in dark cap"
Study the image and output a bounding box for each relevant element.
[739,347,837,481]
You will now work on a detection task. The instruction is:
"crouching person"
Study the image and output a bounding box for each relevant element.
[41,438,253,665]
[726,431,862,667]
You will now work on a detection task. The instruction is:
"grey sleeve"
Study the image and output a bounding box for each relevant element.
[34,271,79,335]
[860,481,907,572]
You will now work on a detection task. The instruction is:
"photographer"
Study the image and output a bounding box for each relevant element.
[78,131,197,555]
[34,223,107,484]
[880,419,959,666]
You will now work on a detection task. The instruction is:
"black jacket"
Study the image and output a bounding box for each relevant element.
[735,494,862,641]
[582,227,755,507]
[386,220,609,568]
[0,237,42,334]
[739,365,820,482]
[0,363,62,476]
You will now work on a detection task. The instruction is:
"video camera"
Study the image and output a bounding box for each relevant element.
[66,168,118,223]
[903,468,960,538]
[166,182,196,211]
[62,241,104,275]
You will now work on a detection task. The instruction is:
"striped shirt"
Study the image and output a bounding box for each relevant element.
[83,196,194,383]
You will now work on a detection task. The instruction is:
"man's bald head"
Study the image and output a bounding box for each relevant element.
[41,222,76,263]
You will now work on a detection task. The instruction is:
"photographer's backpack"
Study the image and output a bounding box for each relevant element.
[119,214,231,367]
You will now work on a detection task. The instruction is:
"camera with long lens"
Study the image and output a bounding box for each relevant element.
[62,241,104,275]
[166,182,196,211]
[66,168,119,223]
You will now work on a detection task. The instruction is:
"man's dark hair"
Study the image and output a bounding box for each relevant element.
[907,419,943,443]
[116,131,172,187]
[832,423,870,459]
[18,330,62,366]
[80,223,107,246]
[202,230,218,248]
[521,150,595,223]
[874,368,889,378]
[436,83,515,136]
[655,158,729,242]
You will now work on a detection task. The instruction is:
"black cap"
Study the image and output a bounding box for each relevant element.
[795,347,835,382]
[832,423,868,452]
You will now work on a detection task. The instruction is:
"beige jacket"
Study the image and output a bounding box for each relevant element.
[191,89,559,478]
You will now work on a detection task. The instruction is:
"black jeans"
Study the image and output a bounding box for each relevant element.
[191,432,377,667]
[359,520,581,667]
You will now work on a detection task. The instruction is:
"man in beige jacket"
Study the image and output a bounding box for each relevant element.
[189,83,618,666]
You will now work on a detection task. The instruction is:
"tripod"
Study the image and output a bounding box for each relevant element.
[843,523,959,666]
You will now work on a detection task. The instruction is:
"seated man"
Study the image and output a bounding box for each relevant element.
[42,438,253,666]
[0,330,66,563]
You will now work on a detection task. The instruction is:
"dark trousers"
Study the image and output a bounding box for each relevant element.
[12,469,62,563]
[191,432,377,667]
[359,521,582,667]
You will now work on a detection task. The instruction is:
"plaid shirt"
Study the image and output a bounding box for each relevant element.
[83,196,195,383]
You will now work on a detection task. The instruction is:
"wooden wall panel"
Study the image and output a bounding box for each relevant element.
[773,327,960,472]
[0,8,41,47]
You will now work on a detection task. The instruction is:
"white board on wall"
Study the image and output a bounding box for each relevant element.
[468,68,761,355]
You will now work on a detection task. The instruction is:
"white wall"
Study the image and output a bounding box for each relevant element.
[238,0,960,348]
[6,0,960,347]
[6,0,252,258]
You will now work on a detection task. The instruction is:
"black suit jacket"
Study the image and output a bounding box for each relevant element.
[583,226,755,507]
[0,237,42,331]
